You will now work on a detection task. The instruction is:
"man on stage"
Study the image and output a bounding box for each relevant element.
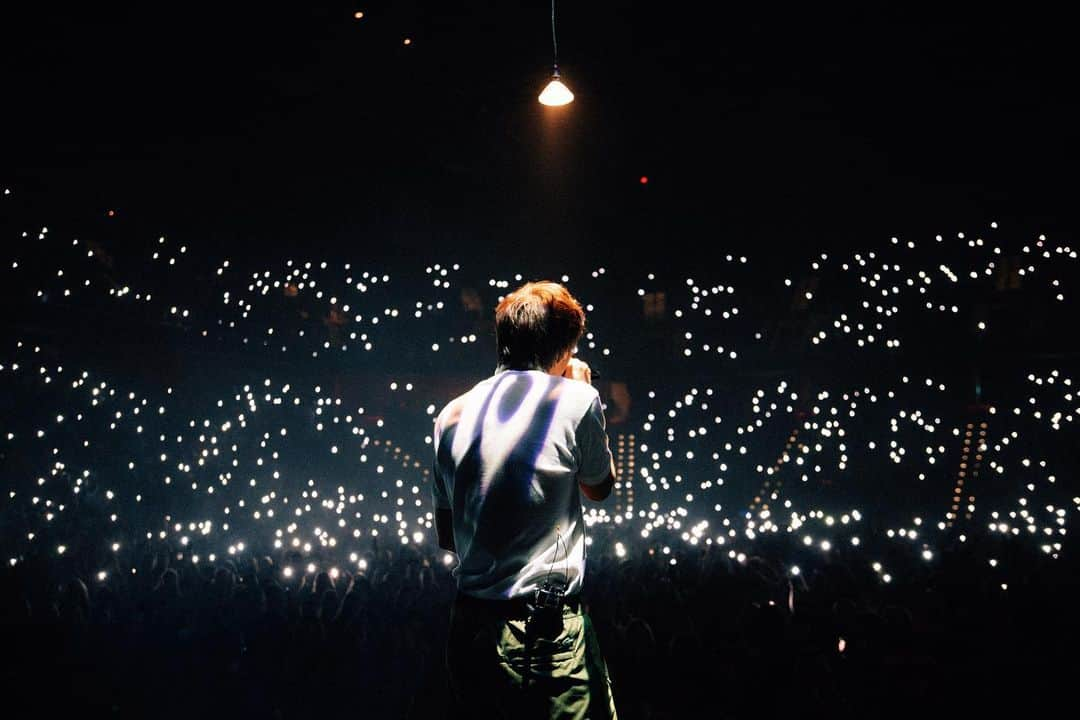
[432,280,619,719]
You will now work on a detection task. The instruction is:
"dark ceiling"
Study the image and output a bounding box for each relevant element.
[3,3,1076,271]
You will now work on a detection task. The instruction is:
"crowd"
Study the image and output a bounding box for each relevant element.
[3,490,1076,720]
[3,207,1077,717]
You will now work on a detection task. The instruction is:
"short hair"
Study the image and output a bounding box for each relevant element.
[495,281,586,371]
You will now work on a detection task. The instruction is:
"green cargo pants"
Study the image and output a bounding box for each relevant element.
[447,592,618,720]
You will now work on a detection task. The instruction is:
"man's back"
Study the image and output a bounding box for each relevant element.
[432,368,614,601]
[437,281,619,718]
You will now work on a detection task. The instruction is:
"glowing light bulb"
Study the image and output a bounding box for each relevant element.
[539,74,574,106]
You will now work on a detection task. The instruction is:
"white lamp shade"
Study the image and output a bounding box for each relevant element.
[539,77,574,106]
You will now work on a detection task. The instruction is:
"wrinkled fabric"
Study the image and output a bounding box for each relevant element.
[447,593,618,720]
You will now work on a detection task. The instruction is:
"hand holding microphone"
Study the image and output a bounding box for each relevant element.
[562,357,593,385]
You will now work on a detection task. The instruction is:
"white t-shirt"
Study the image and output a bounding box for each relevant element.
[431,368,614,600]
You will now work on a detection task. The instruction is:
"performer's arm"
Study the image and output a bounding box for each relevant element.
[580,458,616,501]
[565,358,617,503]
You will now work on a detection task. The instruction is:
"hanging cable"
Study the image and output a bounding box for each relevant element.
[551,0,559,73]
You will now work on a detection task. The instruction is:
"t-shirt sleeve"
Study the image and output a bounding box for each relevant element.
[431,458,451,510]
[575,394,614,487]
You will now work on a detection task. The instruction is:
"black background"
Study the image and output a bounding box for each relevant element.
[3,3,1076,271]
